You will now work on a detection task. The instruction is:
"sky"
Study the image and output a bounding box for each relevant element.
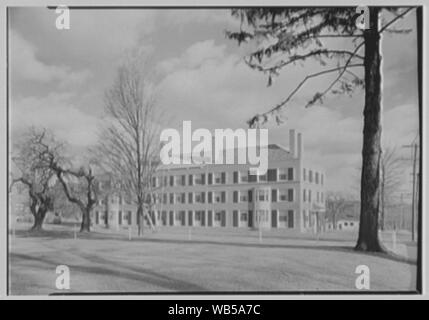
[8,7,420,195]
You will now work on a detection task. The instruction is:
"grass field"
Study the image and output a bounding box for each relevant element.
[8,223,418,295]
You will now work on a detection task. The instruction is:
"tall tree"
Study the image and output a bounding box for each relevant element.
[96,57,162,236]
[227,7,415,252]
[10,128,61,230]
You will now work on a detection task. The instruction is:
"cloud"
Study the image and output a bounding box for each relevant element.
[156,37,419,193]
[11,92,101,147]
[10,30,91,86]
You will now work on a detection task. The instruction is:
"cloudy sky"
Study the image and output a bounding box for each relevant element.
[9,7,419,194]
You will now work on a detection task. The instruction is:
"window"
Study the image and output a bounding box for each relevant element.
[214,172,226,184]
[195,192,205,203]
[215,211,222,221]
[256,210,269,222]
[175,193,186,204]
[267,169,277,182]
[321,174,324,185]
[279,169,287,180]
[350,222,354,227]
[257,189,269,202]
[279,210,290,222]
[248,171,257,183]
[315,172,319,184]
[188,192,193,204]
[303,168,307,181]
[163,193,167,204]
[309,170,313,183]
[344,222,348,226]
[279,189,294,202]
[258,173,267,182]
[214,191,226,203]
[188,174,193,186]
[169,193,174,204]
[169,176,174,187]
[240,191,248,202]
[303,189,306,202]
[152,177,157,188]
[195,173,205,185]
[309,190,312,202]
[195,211,203,221]
[240,211,248,221]
[240,171,248,183]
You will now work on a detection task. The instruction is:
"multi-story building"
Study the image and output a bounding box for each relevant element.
[93,129,326,233]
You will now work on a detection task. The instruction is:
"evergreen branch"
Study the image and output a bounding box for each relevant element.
[380,7,416,33]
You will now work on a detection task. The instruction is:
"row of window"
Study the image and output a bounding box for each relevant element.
[153,168,324,188]
[302,189,324,203]
[153,189,297,205]
[100,188,324,206]
[94,209,296,228]
[303,169,324,185]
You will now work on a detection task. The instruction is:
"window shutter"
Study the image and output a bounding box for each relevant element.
[208,191,212,203]
[271,189,277,202]
[267,169,277,182]
[208,173,213,185]
[288,189,294,202]
[202,173,206,185]
[221,191,226,203]
[233,191,238,203]
[188,192,193,204]
[233,171,238,183]
[188,174,193,186]
[288,168,294,181]
[221,172,226,184]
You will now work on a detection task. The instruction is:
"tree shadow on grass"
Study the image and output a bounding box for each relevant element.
[12,229,416,266]
[10,252,207,293]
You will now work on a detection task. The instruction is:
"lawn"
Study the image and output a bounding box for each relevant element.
[8,223,418,295]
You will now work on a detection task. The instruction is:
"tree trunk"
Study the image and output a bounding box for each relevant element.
[137,205,144,236]
[80,207,91,232]
[31,209,47,231]
[355,7,384,252]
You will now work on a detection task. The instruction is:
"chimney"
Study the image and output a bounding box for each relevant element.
[289,129,296,158]
[297,132,303,159]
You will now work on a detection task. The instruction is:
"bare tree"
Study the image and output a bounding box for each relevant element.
[96,57,162,236]
[326,192,350,230]
[227,7,416,252]
[10,128,61,231]
[379,147,404,230]
[50,164,98,233]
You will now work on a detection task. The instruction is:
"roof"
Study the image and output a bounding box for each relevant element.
[157,143,292,171]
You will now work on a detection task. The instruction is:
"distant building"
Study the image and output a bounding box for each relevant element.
[93,130,326,233]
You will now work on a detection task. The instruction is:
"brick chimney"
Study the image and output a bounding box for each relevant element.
[289,129,296,158]
[297,132,303,159]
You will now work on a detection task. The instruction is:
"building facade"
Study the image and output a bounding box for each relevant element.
[93,129,326,233]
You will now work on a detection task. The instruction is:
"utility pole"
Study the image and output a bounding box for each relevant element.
[411,143,418,242]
